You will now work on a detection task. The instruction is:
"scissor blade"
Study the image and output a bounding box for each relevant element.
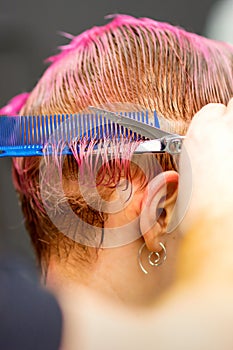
[134,140,164,153]
[89,107,173,139]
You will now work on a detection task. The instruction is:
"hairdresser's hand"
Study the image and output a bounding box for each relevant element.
[177,98,233,234]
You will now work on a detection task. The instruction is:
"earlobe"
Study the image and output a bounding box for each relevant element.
[139,171,179,252]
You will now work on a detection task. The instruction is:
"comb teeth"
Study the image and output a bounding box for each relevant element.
[0,111,160,157]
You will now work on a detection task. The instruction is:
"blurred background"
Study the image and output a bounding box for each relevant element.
[0,0,232,277]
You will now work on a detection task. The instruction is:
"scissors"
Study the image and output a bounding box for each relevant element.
[89,107,185,156]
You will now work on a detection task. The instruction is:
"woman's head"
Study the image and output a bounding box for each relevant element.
[4,15,233,276]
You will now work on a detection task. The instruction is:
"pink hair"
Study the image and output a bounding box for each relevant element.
[2,14,233,268]
[20,14,233,125]
[47,14,232,64]
[0,93,29,116]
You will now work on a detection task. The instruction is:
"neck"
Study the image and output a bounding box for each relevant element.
[46,235,179,308]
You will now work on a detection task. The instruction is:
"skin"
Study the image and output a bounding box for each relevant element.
[1,15,233,346]
[6,15,233,309]
[47,169,180,307]
[59,99,233,350]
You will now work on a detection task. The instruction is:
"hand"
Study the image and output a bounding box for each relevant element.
[177,98,233,234]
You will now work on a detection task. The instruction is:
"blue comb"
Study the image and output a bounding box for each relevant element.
[0,111,162,157]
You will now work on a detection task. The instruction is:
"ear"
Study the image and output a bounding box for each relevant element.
[139,171,179,253]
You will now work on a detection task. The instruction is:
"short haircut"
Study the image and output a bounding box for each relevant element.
[3,15,233,271]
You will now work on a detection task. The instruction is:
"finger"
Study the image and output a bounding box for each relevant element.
[187,103,226,137]
[193,103,226,123]
[227,97,233,111]
[225,98,233,122]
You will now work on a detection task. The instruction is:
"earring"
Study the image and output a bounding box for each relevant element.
[138,242,167,274]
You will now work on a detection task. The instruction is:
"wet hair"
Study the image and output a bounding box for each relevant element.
[2,14,233,272]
